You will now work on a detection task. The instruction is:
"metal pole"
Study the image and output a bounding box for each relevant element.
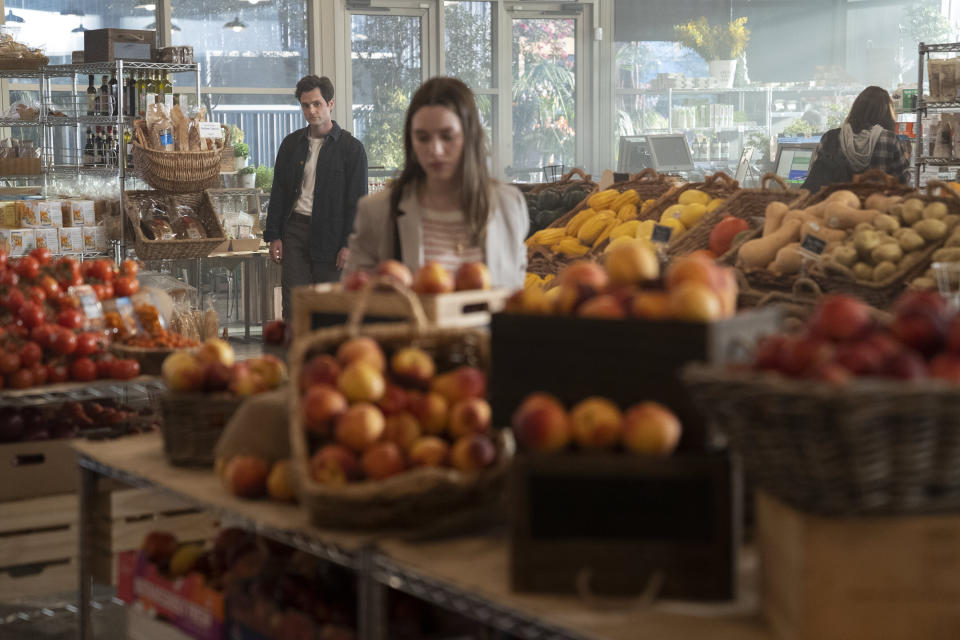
[78,464,100,640]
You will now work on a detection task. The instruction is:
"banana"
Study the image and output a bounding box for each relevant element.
[616,203,637,222]
[577,212,615,245]
[564,208,597,236]
[587,189,619,210]
[610,189,639,211]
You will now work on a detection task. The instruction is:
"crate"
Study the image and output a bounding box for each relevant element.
[292,283,511,337]
[0,493,78,600]
[510,450,739,600]
[489,308,780,449]
[757,491,960,640]
[83,28,156,63]
[0,439,77,501]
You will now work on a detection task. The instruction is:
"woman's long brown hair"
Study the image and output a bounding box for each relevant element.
[389,77,491,245]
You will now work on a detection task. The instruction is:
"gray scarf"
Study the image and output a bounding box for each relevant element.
[838,123,885,171]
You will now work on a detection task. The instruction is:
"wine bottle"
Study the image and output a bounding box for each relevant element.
[123,129,132,168]
[136,71,146,116]
[83,127,95,166]
[162,73,173,110]
[145,71,157,110]
[86,75,96,116]
[126,72,137,117]
[109,71,118,117]
[106,127,115,166]
[98,75,110,117]
[94,126,103,165]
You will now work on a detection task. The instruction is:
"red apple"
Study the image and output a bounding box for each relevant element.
[808,295,873,342]
[299,354,341,392]
[833,341,885,376]
[781,334,835,378]
[412,262,455,295]
[344,270,373,292]
[891,311,947,358]
[882,350,928,380]
[752,334,789,372]
[810,362,851,385]
[947,316,960,355]
[454,262,491,291]
[309,444,362,485]
[929,354,960,383]
[302,384,348,433]
[376,260,414,288]
[377,383,408,415]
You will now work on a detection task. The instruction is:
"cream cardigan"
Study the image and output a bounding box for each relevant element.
[343,182,529,290]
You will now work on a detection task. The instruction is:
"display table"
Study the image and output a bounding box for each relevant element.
[73,434,773,640]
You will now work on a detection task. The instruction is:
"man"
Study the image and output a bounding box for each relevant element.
[264,75,368,321]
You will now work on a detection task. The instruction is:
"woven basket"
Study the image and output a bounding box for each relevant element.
[667,174,806,259]
[160,391,244,466]
[133,125,225,194]
[682,364,960,516]
[289,278,513,530]
[638,171,741,226]
[793,168,918,210]
[122,190,227,260]
[110,344,180,376]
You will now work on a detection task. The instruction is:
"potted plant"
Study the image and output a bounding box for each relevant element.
[674,17,749,88]
[233,142,250,171]
[238,165,256,188]
[254,165,274,192]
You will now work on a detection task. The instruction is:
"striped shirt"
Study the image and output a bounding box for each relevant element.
[421,208,484,273]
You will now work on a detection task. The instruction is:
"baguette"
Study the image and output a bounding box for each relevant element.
[170,105,189,151]
[188,123,201,151]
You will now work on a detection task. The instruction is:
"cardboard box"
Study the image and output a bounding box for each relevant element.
[19,199,41,227]
[230,238,262,252]
[66,199,96,227]
[39,200,62,227]
[84,29,156,63]
[59,227,83,254]
[0,439,77,501]
[34,227,61,254]
[0,202,18,228]
[758,491,960,640]
[6,228,35,256]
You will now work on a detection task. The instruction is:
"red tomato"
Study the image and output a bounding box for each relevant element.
[113,276,139,298]
[0,250,8,271]
[96,356,115,379]
[3,288,24,312]
[90,284,106,301]
[89,260,116,282]
[57,308,84,330]
[0,352,21,375]
[101,282,114,300]
[14,256,39,280]
[7,322,28,340]
[110,358,140,380]
[74,332,101,357]
[17,301,45,329]
[9,368,33,389]
[122,259,139,277]
[18,342,42,367]
[30,323,52,345]
[47,362,69,384]
[80,261,94,279]
[28,286,45,305]
[70,357,97,382]
[0,271,18,287]
[30,362,48,386]
[50,329,77,356]
[38,275,60,300]
[29,247,51,266]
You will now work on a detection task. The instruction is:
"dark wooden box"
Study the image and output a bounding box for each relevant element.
[510,450,740,600]
[84,29,156,63]
[490,309,780,449]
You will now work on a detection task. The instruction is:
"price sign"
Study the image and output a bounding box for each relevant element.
[651,224,674,243]
[800,233,827,257]
[613,172,630,183]
[197,121,223,140]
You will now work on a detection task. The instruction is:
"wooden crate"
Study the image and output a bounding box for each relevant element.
[292,283,511,336]
[0,493,78,600]
[0,439,78,501]
[757,491,960,640]
[510,450,739,600]
[490,308,780,449]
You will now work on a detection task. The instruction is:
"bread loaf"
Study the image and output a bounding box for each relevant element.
[170,105,188,152]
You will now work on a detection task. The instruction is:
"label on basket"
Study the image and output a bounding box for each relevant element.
[651,224,673,243]
[197,122,223,140]
[800,233,827,257]
[67,285,105,331]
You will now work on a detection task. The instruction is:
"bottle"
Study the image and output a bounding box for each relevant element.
[83,127,95,166]
[123,129,132,168]
[86,75,96,116]
[126,71,137,117]
[94,126,103,165]
[98,75,110,116]
[145,72,157,111]
[153,71,163,103]
[162,73,173,109]
[106,127,116,166]
[136,71,147,116]
[109,71,118,117]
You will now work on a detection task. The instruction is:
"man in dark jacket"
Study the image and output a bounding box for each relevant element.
[264,75,368,321]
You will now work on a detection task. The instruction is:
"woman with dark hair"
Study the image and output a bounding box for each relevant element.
[801,86,909,193]
[343,77,528,288]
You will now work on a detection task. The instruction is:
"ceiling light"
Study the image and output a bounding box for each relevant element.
[71,23,87,33]
[223,15,247,32]
[145,21,181,32]
[246,0,268,4]
[4,10,25,23]
[135,2,156,10]
[61,7,85,17]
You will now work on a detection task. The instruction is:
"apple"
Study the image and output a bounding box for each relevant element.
[430,366,487,403]
[630,291,671,319]
[309,444,362,485]
[412,262,455,295]
[947,316,960,355]
[781,334,835,378]
[229,362,268,396]
[668,281,723,322]
[511,393,570,452]
[344,270,373,292]
[376,260,414,288]
[377,383,409,415]
[201,360,232,392]
[504,287,552,315]
[383,412,422,450]
[552,282,595,315]
[336,337,386,372]
[882,350,928,380]
[558,261,608,291]
[604,241,659,286]
[223,456,270,498]
[569,397,623,449]
[752,334,789,372]
[263,320,287,345]
[390,347,436,386]
[300,354,341,392]
[891,310,947,358]
[335,403,386,452]
[808,295,872,341]
[622,401,682,455]
[196,338,236,368]
[450,434,497,473]
[407,390,449,435]
[337,361,386,403]
[302,384,348,433]
[811,362,851,384]
[893,290,949,321]
[408,436,450,467]
[141,531,179,565]
[834,341,885,376]
[362,442,407,480]
[929,354,960,383]
[246,355,288,389]
[577,294,626,319]
[161,351,205,391]
[266,459,297,502]
[448,397,492,438]
[454,262,491,291]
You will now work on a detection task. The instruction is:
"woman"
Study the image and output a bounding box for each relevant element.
[802,86,909,194]
[344,77,528,289]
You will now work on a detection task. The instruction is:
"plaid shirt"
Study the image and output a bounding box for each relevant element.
[803,128,909,193]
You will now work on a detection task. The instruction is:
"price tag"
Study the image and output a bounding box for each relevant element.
[800,233,827,257]
[651,224,673,243]
[67,284,104,331]
[197,121,223,140]
[613,172,629,183]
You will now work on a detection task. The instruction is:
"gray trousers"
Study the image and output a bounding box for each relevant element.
[281,213,340,321]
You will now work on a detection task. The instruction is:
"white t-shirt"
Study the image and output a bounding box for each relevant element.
[421,207,484,272]
[293,136,324,216]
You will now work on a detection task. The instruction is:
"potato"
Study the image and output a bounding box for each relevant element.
[871,242,903,264]
[897,229,926,252]
[854,222,874,233]
[945,214,960,228]
[873,261,897,282]
[893,228,911,239]
[913,218,948,241]
[901,198,925,224]
[852,262,874,280]
[853,229,882,257]
[832,244,859,268]
[923,201,949,220]
[932,247,960,262]
[946,231,960,248]
[873,214,900,232]
[912,276,937,290]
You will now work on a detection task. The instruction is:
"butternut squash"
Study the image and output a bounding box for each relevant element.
[826,189,861,209]
[737,218,802,269]
[763,201,789,237]
[864,193,902,213]
[799,218,846,242]
[769,242,804,275]
[824,205,881,229]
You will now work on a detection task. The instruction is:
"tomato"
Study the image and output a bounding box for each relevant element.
[114,276,139,298]
[70,357,97,382]
[0,250,8,271]
[80,261,94,279]
[90,284,106,301]
[7,322,28,340]
[29,247,51,266]
[3,288,24,312]
[101,282,114,300]
[0,352,21,375]
[89,259,116,282]
[14,256,39,280]
[74,332,101,357]
[57,308,84,330]
[50,329,77,356]
[122,259,139,277]
[96,355,115,379]
[0,271,18,287]
[18,342,42,367]
[47,362,69,384]
[110,358,140,380]
[9,368,33,389]
[38,275,60,300]
[30,362,48,386]
[28,286,45,305]
[17,301,45,329]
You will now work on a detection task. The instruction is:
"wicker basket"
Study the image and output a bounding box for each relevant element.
[132,124,227,194]
[110,344,180,376]
[289,278,513,530]
[525,167,597,195]
[667,174,806,259]
[122,190,228,260]
[637,171,741,225]
[160,391,244,466]
[682,364,960,516]
[793,168,918,209]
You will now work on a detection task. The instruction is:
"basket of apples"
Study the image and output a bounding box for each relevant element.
[289,277,513,530]
[683,290,960,516]
[160,338,287,467]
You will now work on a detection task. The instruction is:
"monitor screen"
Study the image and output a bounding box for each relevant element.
[735,147,754,183]
[617,136,652,173]
[647,134,695,172]
[775,143,818,184]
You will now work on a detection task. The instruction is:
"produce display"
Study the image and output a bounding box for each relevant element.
[120,302,199,348]
[507,244,738,322]
[523,181,594,235]
[344,259,492,295]
[160,337,287,396]
[651,188,727,242]
[511,393,682,456]
[0,399,157,442]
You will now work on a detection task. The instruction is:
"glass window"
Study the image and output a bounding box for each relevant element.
[171,0,308,89]
[205,94,302,168]
[512,17,577,173]
[444,1,493,90]
[350,13,423,171]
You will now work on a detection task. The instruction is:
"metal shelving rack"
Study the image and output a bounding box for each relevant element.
[0,68,48,185]
[913,42,960,186]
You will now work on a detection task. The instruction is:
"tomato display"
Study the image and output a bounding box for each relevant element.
[113,276,139,297]
[70,357,97,382]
